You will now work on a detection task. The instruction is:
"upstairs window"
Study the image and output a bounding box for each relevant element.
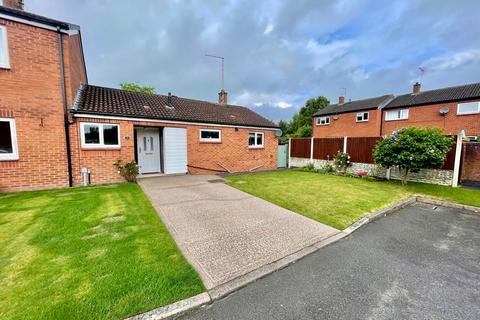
[0,25,10,69]
[0,118,18,160]
[80,123,120,148]
[316,116,330,125]
[249,132,264,148]
[356,112,369,122]
[457,102,480,115]
[199,129,221,142]
[385,109,409,121]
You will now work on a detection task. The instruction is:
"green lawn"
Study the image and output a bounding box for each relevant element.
[0,184,204,320]
[226,170,480,230]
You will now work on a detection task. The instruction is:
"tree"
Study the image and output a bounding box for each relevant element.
[279,96,329,142]
[120,82,156,94]
[373,127,454,186]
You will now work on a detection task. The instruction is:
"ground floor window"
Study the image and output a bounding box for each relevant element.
[80,122,120,148]
[199,129,221,142]
[249,132,264,148]
[0,118,18,160]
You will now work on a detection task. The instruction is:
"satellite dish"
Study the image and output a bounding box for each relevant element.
[275,129,283,137]
[439,107,449,116]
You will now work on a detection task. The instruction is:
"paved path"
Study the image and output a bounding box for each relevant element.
[180,203,480,319]
[138,175,339,289]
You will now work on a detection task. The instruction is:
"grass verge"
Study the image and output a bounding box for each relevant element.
[226,170,479,230]
[0,184,204,320]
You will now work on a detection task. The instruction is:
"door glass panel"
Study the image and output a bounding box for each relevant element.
[150,136,154,151]
[143,137,147,151]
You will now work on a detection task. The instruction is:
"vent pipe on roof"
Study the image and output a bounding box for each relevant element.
[166,92,174,109]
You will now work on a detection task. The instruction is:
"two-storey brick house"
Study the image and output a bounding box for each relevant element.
[313,82,480,139]
[0,2,279,192]
[312,95,394,138]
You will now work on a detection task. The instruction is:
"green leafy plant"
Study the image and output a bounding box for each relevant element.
[319,161,335,174]
[114,160,139,182]
[333,151,352,173]
[120,82,156,94]
[373,127,454,186]
[302,162,316,172]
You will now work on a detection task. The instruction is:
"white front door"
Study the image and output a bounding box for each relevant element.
[163,127,187,174]
[137,128,161,174]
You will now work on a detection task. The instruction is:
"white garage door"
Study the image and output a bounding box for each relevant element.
[163,127,187,174]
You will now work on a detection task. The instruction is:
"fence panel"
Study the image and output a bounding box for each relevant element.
[290,138,311,158]
[442,139,456,170]
[347,137,382,164]
[313,138,344,160]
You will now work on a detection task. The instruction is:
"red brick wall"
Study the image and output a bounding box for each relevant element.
[313,109,381,138]
[0,18,85,192]
[381,101,480,136]
[64,34,87,106]
[460,143,480,183]
[70,117,278,186]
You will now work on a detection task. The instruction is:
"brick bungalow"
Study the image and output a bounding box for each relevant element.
[0,3,279,192]
[312,95,394,137]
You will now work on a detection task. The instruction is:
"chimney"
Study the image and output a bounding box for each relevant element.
[413,82,421,94]
[3,0,24,10]
[218,89,228,105]
[166,92,173,109]
[338,96,345,105]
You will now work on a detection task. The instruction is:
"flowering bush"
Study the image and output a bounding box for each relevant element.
[356,170,368,178]
[333,151,352,173]
[114,160,139,182]
[373,127,454,186]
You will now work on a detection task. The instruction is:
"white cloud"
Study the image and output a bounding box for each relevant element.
[264,23,274,35]
[305,39,353,70]
[424,49,480,72]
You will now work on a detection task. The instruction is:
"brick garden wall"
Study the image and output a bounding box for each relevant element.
[70,117,278,186]
[0,19,80,192]
[460,142,480,185]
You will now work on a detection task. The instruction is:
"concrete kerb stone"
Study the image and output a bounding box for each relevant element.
[125,195,479,320]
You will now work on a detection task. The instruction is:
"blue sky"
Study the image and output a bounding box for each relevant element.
[28,0,480,122]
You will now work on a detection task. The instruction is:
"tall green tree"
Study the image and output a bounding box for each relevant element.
[120,82,156,94]
[279,96,329,142]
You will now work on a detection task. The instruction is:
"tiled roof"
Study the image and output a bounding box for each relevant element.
[313,95,394,116]
[385,82,480,109]
[72,85,279,129]
[0,6,79,30]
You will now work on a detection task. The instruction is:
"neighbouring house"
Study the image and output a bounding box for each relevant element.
[0,3,279,192]
[312,95,394,137]
[381,82,480,137]
[313,82,480,139]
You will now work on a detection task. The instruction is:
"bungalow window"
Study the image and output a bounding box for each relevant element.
[80,122,120,148]
[199,129,221,142]
[249,132,264,148]
[0,25,10,69]
[0,118,19,160]
[356,112,369,122]
[385,109,409,121]
[457,102,480,115]
[316,116,330,125]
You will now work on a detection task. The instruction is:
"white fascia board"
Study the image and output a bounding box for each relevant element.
[73,113,279,131]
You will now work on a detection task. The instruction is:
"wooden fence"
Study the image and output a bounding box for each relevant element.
[313,137,343,160]
[290,136,457,168]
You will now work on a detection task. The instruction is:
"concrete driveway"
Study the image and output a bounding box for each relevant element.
[180,203,480,320]
[138,175,339,289]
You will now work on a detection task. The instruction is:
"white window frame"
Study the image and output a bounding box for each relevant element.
[0,118,19,160]
[199,129,221,143]
[457,102,480,115]
[316,116,330,126]
[356,112,369,122]
[385,108,409,121]
[249,132,264,148]
[0,25,10,69]
[80,122,121,148]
